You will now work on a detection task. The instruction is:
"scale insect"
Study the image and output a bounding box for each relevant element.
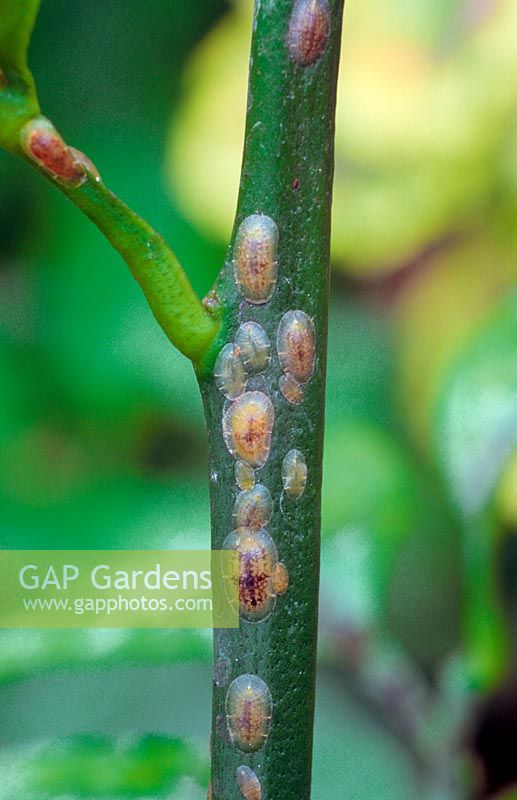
[20,117,86,186]
[279,373,304,405]
[214,343,247,400]
[287,0,331,67]
[226,674,273,752]
[272,562,289,595]
[222,391,274,468]
[277,310,316,385]
[282,449,308,499]
[235,321,271,374]
[233,485,273,531]
[223,528,278,622]
[234,215,279,304]
[236,765,262,800]
[235,461,256,491]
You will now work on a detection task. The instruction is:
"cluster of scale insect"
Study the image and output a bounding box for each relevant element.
[217,205,321,784]
[214,0,331,787]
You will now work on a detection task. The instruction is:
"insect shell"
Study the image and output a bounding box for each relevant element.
[277,310,316,385]
[223,528,278,622]
[287,0,331,67]
[272,562,289,595]
[20,117,86,185]
[235,322,271,375]
[282,449,307,499]
[233,484,273,531]
[234,215,278,304]
[226,674,273,753]
[223,391,274,468]
[236,765,262,800]
[279,373,304,405]
[214,343,247,400]
[235,460,256,491]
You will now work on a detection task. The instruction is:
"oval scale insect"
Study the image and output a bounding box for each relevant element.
[222,391,274,468]
[272,562,289,595]
[234,215,279,304]
[236,765,262,800]
[277,310,316,385]
[233,484,273,531]
[282,449,308,499]
[214,343,247,400]
[235,460,256,491]
[226,674,273,753]
[279,373,304,405]
[235,321,271,374]
[223,528,278,622]
[287,0,331,67]
[20,117,86,185]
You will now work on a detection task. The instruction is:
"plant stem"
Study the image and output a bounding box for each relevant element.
[200,1,345,796]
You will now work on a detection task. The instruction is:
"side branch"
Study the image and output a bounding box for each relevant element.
[13,118,220,365]
[0,0,220,366]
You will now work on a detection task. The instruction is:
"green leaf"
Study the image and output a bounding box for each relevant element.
[322,422,418,625]
[1,735,208,798]
[435,292,517,690]
[436,291,517,518]
[0,0,40,150]
[0,628,210,687]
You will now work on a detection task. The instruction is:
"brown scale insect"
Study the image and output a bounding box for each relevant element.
[234,214,278,304]
[226,674,272,752]
[272,562,289,595]
[214,343,247,400]
[279,373,304,405]
[222,391,274,468]
[277,309,316,385]
[223,528,278,622]
[233,484,273,531]
[287,0,331,67]
[20,117,86,185]
[282,449,308,499]
[236,765,262,800]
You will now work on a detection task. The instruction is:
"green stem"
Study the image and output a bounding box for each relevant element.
[55,170,220,365]
[201,1,345,797]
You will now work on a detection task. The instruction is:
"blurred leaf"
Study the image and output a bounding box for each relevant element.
[313,667,418,800]
[169,0,517,272]
[434,293,517,690]
[435,291,517,517]
[0,629,210,687]
[321,422,418,625]
[1,734,208,798]
[326,300,394,428]
[395,238,517,450]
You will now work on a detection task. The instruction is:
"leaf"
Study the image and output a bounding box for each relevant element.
[1,735,208,798]
[435,292,517,690]
[321,422,418,626]
[0,628,210,687]
[435,291,517,517]
[0,0,40,150]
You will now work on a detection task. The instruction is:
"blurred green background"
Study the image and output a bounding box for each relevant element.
[1,0,517,797]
